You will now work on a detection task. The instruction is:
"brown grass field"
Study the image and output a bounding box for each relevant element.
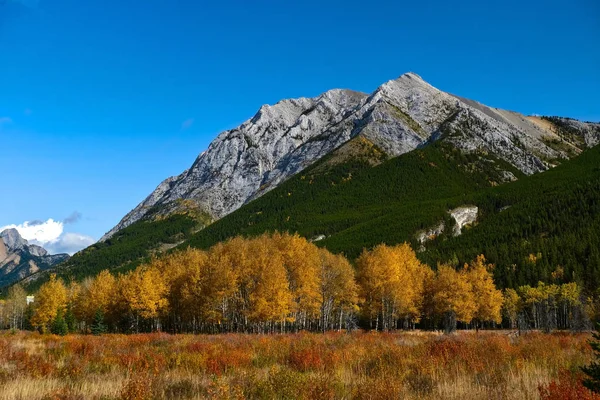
[0,330,597,400]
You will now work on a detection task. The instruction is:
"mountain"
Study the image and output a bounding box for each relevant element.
[12,73,600,292]
[29,135,600,295]
[0,229,69,287]
[101,73,600,241]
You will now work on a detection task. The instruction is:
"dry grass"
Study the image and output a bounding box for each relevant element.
[0,330,595,399]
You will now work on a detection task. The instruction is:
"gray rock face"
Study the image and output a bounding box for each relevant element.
[416,222,446,244]
[27,245,49,257]
[416,205,479,249]
[0,228,28,251]
[0,229,69,287]
[101,73,600,241]
[449,206,479,236]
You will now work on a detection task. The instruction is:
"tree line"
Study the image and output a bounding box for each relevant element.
[0,233,593,334]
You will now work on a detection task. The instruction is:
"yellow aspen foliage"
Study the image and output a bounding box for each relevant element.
[217,237,253,323]
[559,282,581,306]
[357,243,432,329]
[356,244,397,328]
[196,242,239,324]
[318,248,359,329]
[31,274,68,333]
[519,284,545,306]
[79,270,116,323]
[154,248,209,324]
[27,234,518,334]
[551,266,565,282]
[432,264,476,326]
[502,288,521,328]
[272,232,321,321]
[464,255,503,325]
[246,235,293,325]
[121,266,169,320]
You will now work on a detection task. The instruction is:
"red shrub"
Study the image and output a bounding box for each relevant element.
[288,346,324,371]
[538,371,600,400]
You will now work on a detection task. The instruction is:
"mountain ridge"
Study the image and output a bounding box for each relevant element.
[0,228,69,287]
[100,72,600,241]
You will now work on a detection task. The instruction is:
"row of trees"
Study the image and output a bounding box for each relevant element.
[0,284,28,331]
[1,233,590,334]
[357,248,504,333]
[503,281,589,332]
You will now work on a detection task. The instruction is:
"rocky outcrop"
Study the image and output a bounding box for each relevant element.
[1,228,28,251]
[416,222,446,244]
[0,229,69,287]
[449,206,478,236]
[101,73,600,241]
[416,206,479,247]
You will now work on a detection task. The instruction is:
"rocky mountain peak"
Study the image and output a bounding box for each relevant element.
[0,228,69,287]
[400,71,424,80]
[100,72,600,241]
[0,228,28,251]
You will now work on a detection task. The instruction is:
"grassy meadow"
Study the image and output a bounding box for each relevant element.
[0,330,597,400]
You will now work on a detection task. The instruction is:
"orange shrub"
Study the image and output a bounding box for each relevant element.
[539,371,600,400]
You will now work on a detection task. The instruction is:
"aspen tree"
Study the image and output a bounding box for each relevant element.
[31,274,68,333]
[318,248,358,331]
[465,255,503,329]
[432,265,476,333]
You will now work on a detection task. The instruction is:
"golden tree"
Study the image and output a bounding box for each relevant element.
[318,248,359,331]
[77,270,116,325]
[502,288,521,329]
[465,255,503,329]
[272,232,321,329]
[195,243,239,328]
[246,235,293,331]
[559,282,581,329]
[154,248,209,332]
[120,266,168,331]
[357,243,432,330]
[31,274,68,333]
[431,264,476,333]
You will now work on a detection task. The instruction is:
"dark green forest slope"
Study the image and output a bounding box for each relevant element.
[182,139,522,256]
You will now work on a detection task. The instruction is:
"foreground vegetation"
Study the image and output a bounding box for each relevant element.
[0,330,596,400]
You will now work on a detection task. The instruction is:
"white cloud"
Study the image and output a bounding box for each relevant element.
[44,233,96,256]
[1,219,64,244]
[0,117,13,125]
[0,218,96,255]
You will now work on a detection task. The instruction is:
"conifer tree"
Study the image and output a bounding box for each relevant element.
[65,305,77,333]
[582,322,600,393]
[51,308,68,336]
[91,309,107,335]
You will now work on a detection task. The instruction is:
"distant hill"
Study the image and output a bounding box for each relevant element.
[0,228,68,288]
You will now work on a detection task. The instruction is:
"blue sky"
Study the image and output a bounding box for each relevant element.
[1,0,599,254]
